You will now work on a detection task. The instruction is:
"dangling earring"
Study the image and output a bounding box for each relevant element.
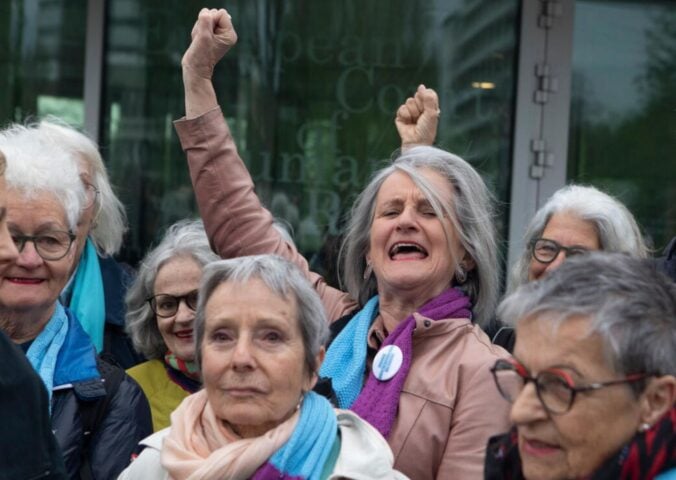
[455,265,467,284]
[363,262,373,280]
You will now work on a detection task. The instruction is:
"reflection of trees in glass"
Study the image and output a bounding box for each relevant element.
[568,8,676,249]
[238,1,517,264]
[99,0,517,276]
[640,13,676,108]
[236,0,447,282]
[0,0,86,124]
[103,0,203,262]
[440,1,517,244]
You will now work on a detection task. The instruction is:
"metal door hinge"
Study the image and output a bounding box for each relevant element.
[529,139,554,178]
[534,63,559,104]
[538,0,563,29]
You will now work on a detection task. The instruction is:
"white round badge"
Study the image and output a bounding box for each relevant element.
[372,345,403,381]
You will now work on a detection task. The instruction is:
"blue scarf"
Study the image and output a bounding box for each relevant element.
[25,303,69,408]
[251,391,338,480]
[321,288,472,438]
[67,239,105,352]
[319,296,379,408]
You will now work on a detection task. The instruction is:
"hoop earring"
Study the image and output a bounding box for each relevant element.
[296,391,306,411]
[455,266,467,284]
[363,262,373,280]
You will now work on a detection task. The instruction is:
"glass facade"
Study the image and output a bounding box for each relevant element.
[568,0,676,251]
[0,0,87,126]
[6,0,673,277]
[100,0,519,281]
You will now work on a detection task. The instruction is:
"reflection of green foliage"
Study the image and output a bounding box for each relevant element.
[98,0,518,272]
[37,95,84,127]
[0,0,87,123]
[569,9,676,250]
[640,13,676,107]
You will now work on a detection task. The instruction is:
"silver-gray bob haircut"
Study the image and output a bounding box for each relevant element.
[194,254,329,375]
[125,219,219,359]
[339,146,499,327]
[499,252,676,392]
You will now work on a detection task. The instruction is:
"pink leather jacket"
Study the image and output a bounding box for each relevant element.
[174,107,511,479]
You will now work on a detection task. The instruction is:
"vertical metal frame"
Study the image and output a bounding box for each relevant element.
[507,0,575,271]
[83,0,105,141]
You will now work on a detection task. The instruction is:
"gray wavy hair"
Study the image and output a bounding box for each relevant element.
[0,123,85,230]
[194,255,329,375]
[125,219,219,359]
[36,119,127,256]
[509,184,647,291]
[339,146,499,327]
[499,252,676,393]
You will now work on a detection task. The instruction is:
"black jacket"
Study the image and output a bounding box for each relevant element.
[51,374,151,479]
[0,331,67,480]
[48,308,152,479]
[98,255,145,368]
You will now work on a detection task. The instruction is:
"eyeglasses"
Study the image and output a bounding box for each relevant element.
[530,238,590,264]
[83,182,100,210]
[147,290,199,318]
[11,231,76,261]
[491,358,649,415]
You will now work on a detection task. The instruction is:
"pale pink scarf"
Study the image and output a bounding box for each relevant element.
[161,390,299,480]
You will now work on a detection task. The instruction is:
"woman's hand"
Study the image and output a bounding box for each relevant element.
[395,85,440,149]
[182,8,238,81]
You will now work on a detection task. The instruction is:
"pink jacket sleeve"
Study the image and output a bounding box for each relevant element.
[173,107,357,322]
[436,350,512,479]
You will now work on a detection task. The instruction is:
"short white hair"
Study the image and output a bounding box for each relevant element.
[37,119,127,255]
[0,124,85,230]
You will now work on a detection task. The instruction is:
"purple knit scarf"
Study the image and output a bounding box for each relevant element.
[351,287,471,438]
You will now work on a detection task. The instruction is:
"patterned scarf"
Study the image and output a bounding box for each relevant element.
[162,390,337,480]
[484,406,676,480]
[164,351,201,381]
[321,287,471,437]
[25,302,69,409]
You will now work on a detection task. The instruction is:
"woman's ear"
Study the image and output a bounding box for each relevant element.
[461,251,476,273]
[306,346,326,390]
[315,346,326,372]
[639,375,676,427]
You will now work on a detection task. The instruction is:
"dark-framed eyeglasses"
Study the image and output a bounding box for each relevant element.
[11,230,76,261]
[490,358,649,415]
[147,290,199,318]
[83,182,100,210]
[529,238,590,264]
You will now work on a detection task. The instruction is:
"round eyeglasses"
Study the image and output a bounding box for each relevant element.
[11,231,76,261]
[491,359,649,415]
[147,290,199,318]
[530,238,590,264]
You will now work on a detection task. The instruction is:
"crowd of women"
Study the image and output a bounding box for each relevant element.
[0,7,673,480]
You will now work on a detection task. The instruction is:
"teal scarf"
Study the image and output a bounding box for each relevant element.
[319,296,379,408]
[26,303,69,408]
[67,239,105,352]
[252,391,338,480]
